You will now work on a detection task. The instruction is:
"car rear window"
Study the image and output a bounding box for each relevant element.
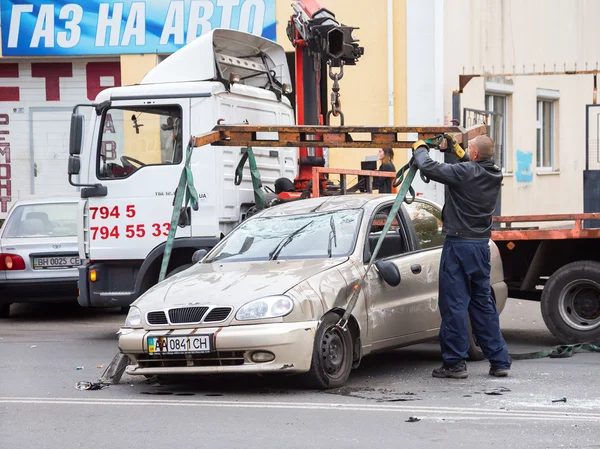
[2,203,77,238]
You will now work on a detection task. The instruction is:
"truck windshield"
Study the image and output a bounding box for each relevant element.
[204,210,363,263]
[97,105,183,179]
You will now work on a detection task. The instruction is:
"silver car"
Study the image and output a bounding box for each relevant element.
[118,195,508,389]
[0,196,81,318]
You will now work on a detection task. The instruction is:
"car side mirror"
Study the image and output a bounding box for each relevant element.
[192,249,208,263]
[68,155,81,175]
[375,260,401,287]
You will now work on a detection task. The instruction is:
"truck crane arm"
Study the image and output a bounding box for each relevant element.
[285,0,364,194]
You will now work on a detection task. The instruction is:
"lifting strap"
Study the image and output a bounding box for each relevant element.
[508,343,600,360]
[159,140,199,282]
[235,147,265,211]
[338,157,420,329]
[159,145,265,282]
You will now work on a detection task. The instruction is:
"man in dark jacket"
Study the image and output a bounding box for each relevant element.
[412,135,512,379]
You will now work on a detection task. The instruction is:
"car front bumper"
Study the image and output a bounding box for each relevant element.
[119,321,318,376]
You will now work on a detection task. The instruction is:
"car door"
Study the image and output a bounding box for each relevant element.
[364,202,442,350]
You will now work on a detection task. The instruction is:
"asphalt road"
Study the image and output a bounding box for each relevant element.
[1,299,600,449]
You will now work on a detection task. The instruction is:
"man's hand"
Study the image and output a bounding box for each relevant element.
[443,134,468,161]
[412,140,429,154]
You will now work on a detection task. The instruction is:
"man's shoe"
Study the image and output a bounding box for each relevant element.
[489,366,510,377]
[432,361,468,379]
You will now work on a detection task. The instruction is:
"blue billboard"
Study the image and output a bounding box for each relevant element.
[1,0,276,56]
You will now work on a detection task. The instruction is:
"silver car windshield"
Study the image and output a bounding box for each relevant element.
[205,209,363,263]
[2,203,77,238]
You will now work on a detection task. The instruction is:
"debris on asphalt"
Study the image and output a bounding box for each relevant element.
[75,381,109,391]
[484,387,511,396]
[552,397,567,403]
[405,416,421,423]
[98,352,130,385]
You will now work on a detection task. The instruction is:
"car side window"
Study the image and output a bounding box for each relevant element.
[405,200,444,250]
[366,206,408,260]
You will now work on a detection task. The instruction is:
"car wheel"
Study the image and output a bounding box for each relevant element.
[0,303,10,319]
[300,312,354,389]
[166,263,193,279]
[467,317,485,361]
[541,261,600,344]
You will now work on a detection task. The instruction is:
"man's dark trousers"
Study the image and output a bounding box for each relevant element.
[438,236,512,369]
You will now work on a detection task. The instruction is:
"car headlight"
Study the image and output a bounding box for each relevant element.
[236,296,294,321]
[124,306,142,327]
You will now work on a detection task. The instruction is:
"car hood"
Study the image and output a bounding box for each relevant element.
[136,257,349,310]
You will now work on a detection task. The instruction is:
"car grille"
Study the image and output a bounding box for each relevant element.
[168,307,209,324]
[146,306,233,326]
[137,351,245,368]
[204,307,232,322]
[147,311,168,325]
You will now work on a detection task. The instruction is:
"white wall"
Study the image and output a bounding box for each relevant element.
[439,0,600,215]
[406,0,446,205]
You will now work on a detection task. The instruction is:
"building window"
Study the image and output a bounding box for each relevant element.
[485,93,508,170]
[537,99,555,170]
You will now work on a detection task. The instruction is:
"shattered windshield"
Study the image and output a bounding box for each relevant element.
[205,209,364,263]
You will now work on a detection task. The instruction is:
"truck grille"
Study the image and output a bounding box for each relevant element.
[138,351,245,368]
[168,306,209,324]
[147,311,168,325]
[204,307,232,322]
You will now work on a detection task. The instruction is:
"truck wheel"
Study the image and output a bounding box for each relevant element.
[166,264,193,279]
[541,261,600,344]
[299,312,353,389]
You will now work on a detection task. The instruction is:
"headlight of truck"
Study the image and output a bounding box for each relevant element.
[236,296,294,321]
[124,306,142,327]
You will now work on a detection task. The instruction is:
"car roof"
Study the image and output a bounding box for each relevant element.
[8,196,80,207]
[255,194,405,218]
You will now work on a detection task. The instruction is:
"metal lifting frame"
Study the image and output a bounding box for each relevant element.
[190,123,488,150]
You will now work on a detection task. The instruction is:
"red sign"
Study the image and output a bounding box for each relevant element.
[0,61,121,101]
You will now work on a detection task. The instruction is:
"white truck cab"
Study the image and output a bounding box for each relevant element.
[68,29,297,308]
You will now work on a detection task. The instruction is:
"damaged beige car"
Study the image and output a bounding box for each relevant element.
[118,195,508,389]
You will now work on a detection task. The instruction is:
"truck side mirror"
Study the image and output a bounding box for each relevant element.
[68,155,81,175]
[192,249,208,263]
[375,260,401,287]
[69,113,84,155]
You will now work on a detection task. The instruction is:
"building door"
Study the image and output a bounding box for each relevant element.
[31,108,78,196]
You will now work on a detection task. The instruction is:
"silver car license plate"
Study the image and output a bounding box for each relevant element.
[148,335,213,354]
[33,256,80,269]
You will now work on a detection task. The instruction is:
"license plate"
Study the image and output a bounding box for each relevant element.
[33,256,80,269]
[147,335,213,354]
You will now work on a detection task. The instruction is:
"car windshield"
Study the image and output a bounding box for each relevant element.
[1,203,77,238]
[205,209,364,263]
